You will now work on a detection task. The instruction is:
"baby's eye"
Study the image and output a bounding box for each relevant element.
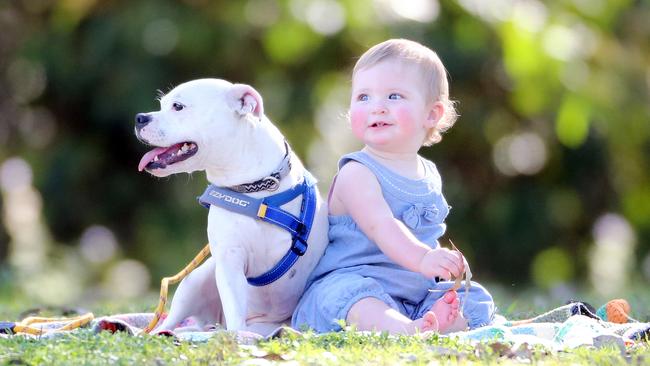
[388,93,403,100]
[357,94,369,102]
[172,102,185,111]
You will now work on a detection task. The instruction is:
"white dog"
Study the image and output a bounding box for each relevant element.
[134,78,328,336]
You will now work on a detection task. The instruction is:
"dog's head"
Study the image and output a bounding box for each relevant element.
[135,78,264,177]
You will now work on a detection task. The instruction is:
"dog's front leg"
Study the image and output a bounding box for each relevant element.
[154,257,221,332]
[213,245,248,331]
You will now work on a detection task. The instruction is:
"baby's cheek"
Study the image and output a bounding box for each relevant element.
[395,107,418,132]
[349,108,366,137]
[349,108,365,124]
[394,106,414,124]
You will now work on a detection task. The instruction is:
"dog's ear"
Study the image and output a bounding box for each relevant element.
[228,84,264,118]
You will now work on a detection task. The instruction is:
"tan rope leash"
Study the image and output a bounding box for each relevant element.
[143,243,212,333]
[7,312,94,336]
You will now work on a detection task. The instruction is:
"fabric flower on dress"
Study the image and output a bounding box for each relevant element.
[402,203,439,229]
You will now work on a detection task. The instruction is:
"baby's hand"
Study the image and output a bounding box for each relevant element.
[419,248,464,280]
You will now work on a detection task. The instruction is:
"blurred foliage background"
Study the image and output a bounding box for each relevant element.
[0,0,648,310]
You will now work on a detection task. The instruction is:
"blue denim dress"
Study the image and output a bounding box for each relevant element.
[292,151,495,332]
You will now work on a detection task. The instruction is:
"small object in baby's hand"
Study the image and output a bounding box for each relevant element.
[450,240,472,312]
[426,241,473,312]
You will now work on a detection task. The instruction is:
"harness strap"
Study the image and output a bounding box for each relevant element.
[248,174,316,286]
[197,172,317,286]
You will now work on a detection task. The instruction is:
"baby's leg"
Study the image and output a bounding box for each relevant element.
[347,297,439,334]
[347,295,462,334]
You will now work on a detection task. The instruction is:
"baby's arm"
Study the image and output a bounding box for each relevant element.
[330,162,463,280]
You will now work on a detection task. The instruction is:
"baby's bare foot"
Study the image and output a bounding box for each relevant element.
[445,313,469,333]
[410,311,439,335]
[420,311,439,332]
[430,290,460,333]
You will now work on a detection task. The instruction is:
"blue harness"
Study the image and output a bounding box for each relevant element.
[197,171,317,287]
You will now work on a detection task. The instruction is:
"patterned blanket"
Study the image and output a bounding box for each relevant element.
[3,302,649,351]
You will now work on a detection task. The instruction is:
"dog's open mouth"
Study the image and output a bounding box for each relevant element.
[138,142,198,171]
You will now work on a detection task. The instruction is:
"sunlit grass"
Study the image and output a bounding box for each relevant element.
[1,283,649,365]
[1,322,648,365]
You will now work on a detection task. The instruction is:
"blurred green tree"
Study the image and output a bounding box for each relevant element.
[0,0,648,301]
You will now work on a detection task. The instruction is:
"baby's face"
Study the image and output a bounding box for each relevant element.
[349,59,436,152]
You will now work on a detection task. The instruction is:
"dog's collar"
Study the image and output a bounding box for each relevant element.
[228,141,292,193]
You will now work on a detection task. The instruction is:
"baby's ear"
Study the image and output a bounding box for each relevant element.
[227,83,264,118]
[425,101,444,129]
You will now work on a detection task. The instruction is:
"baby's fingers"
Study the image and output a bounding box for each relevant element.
[441,256,463,278]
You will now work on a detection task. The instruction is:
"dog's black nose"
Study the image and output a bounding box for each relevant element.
[135,113,151,127]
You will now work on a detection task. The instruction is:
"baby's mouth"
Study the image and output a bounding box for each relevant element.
[371,122,391,128]
[138,142,198,171]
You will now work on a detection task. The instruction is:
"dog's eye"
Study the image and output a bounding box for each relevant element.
[172,102,185,111]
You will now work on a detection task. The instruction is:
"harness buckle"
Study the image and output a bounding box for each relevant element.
[291,236,308,256]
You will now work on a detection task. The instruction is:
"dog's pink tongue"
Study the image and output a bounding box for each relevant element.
[138,147,169,171]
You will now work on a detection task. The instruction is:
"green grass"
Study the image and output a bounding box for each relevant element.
[1,325,648,365]
[1,283,649,365]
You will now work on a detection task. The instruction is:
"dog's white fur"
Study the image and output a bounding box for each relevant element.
[135,79,328,336]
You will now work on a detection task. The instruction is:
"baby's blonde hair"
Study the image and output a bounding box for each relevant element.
[353,39,458,146]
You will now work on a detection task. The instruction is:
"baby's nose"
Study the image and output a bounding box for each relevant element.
[371,101,388,114]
